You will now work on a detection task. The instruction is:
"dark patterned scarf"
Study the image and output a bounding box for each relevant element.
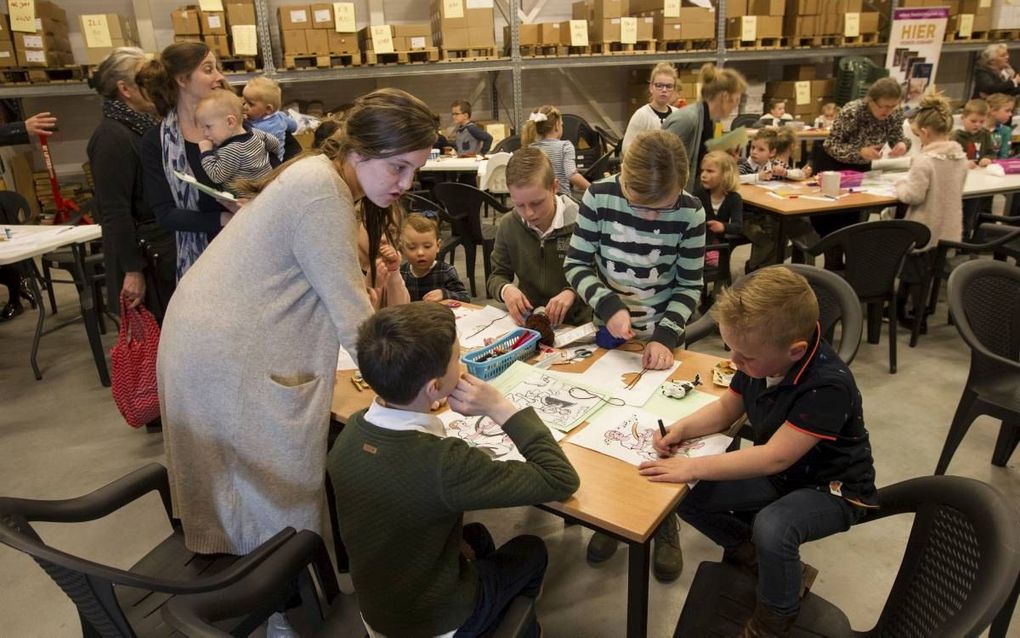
[102,98,157,136]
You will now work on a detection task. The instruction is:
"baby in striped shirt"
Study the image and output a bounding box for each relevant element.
[196,90,279,196]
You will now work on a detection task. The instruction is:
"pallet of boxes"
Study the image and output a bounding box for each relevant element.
[79,14,140,68]
[431,0,497,61]
[3,0,78,84]
[629,0,716,52]
[898,0,993,42]
[279,3,362,69]
[360,22,437,65]
[784,0,880,48]
[506,21,582,57]
[171,2,261,73]
[574,0,657,54]
[724,0,784,49]
[989,0,1020,39]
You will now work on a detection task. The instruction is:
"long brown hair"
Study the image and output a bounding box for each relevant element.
[135,42,211,117]
[239,88,438,284]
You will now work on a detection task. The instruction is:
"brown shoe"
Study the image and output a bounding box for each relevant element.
[800,562,819,598]
[722,541,759,577]
[738,602,798,638]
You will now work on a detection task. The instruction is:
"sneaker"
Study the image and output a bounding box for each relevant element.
[652,514,683,582]
[586,532,618,564]
[266,611,300,638]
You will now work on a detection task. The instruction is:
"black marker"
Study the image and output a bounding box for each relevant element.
[657,418,667,438]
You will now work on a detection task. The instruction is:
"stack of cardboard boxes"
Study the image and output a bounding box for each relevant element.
[725,0,784,43]
[571,0,655,44]
[784,0,879,43]
[359,23,431,54]
[0,13,15,68]
[9,0,72,67]
[225,0,259,58]
[171,5,235,59]
[79,14,139,66]
[430,0,495,52]
[990,0,1020,30]
[765,65,835,122]
[629,0,716,45]
[279,3,361,62]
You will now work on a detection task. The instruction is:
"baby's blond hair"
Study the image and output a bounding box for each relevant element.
[244,76,283,110]
[196,89,243,121]
[711,267,818,349]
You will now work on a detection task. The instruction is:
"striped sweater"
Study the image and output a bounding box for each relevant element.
[563,175,705,349]
[531,138,578,196]
[200,129,280,195]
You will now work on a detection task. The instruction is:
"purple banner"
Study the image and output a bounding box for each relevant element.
[893,8,951,20]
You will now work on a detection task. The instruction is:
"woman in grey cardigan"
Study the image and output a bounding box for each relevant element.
[157,88,438,557]
[663,64,747,192]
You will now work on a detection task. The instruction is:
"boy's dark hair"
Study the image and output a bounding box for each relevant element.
[313,118,341,148]
[451,99,471,117]
[767,97,786,113]
[356,303,457,404]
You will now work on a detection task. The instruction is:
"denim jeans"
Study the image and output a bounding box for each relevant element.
[453,523,546,637]
[677,478,862,614]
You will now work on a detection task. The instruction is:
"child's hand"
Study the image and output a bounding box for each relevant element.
[638,456,697,484]
[652,421,684,457]
[642,341,674,370]
[968,160,978,170]
[758,170,772,182]
[198,139,214,153]
[379,243,401,272]
[771,164,788,178]
[606,309,635,340]
[502,285,533,325]
[802,165,813,178]
[979,158,992,167]
[545,289,576,327]
[706,220,725,234]
[448,374,517,426]
[423,289,444,302]
[430,397,447,411]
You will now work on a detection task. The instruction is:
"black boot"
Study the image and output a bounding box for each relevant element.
[0,302,24,321]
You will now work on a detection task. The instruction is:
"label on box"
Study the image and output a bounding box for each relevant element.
[208,14,222,28]
[410,35,426,48]
[199,0,224,11]
[290,10,308,23]
[741,15,757,41]
[26,49,44,62]
[569,19,588,46]
[620,16,637,43]
[664,0,680,18]
[465,0,493,7]
[795,80,811,105]
[443,0,464,19]
[333,2,355,31]
[844,12,859,37]
[314,8,331,22]
[370,24,394,52]
[979,0,990,7]
[232,24,257,54]
[0,51,8,58]
[23,33,42,47]
[959,13,973,36]
[8,0,36,33]
[82,14,113,48]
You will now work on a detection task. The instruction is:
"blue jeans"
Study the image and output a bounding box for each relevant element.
[454,523,545,637]
[677,478,862,614]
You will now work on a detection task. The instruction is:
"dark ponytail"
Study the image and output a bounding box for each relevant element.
[135,41,211,117]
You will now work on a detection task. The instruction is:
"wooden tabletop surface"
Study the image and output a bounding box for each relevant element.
[739,182,898,216]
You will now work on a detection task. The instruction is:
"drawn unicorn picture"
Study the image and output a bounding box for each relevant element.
[446,416,516,459]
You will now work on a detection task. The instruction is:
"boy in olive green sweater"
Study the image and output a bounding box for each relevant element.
[328,302,579,637]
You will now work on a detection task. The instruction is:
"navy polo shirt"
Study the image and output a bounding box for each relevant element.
[729,327,877,507]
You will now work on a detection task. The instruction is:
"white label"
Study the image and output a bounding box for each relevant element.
[81,14,113,48]
[465,0,493,7]
[664,0,680,18]
[8,0,36,33]
[0,51,10,58]
[370,24,394,53]
[620,16,637,43]
[741,15,757,41]
[231,24,257,54]
[289,10,308,23]
[569,19,588,46]
[958,13,974,37]
[208,14,222,28]
[844,12,859,37]
[979,0,990,8]
[26,48,44,62]
[443,0,464,19]
[23,33,42,47]
[333,2,355,31]
[409,35,426,48]
[314,9,331,23]
[199,0,224,11]
[795,80,811,105]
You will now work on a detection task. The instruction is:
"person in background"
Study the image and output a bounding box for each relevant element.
[772,128,813,180]
[622,61,679,155]
[971,42,1020,99]
[137,41,232,279]
[87,47,176,321]
[954,99,997,169]
[312,117,341,149]
[739,129,779,184]
[663,63,747,192]
[522,105,590,197]
[813,102,839,129]
[242,76,296,162]
[450,100,492,157]
[397,213,469,303]
[984,93,1015,159]
[196,90,279,196]
[753,98,794,128]
[694,150,743,269]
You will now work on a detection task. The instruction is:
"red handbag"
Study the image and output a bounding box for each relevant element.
[110,296,162,428]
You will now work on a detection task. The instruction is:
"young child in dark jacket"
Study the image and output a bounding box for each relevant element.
[694,150,743,268]
[450,99,492,156]
[398,213,470,302]
[328,302,579,637]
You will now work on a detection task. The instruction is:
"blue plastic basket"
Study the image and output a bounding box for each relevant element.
[460,328,541,381]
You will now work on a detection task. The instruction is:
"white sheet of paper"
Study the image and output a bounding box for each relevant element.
[556,350,679,406]
[502,371,604,432]
[337,347,357,370]
[456,305,518,349]
[438,408,566,463]
[568,405,731,468]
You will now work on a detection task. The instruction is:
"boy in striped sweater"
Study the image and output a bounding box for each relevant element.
[196,90,279,196]
[563,129,705,582]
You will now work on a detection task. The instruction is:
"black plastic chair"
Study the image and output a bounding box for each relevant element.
[673,475,1020,638]
[935,259,1020,475]
[0,190,43,309]
[794,220,930,374]
[492,134,521,154]
[686,263,864,368]
[433,182,510,298]
[594,125,621,158]
[927,219,1020,318]
[730,113,762,130]
[581,148,618,184]
[0,463,296,637]
[560,113,602,154]
[973,213,1020,262]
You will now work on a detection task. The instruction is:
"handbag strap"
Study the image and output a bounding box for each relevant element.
[119,295,150,344]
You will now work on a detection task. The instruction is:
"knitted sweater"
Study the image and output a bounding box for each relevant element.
[200,129,280,195]
[894,140,967,252]
[622,103,676,154]
[952,128,997,161]
[328,406,578,637]
[563,175,705,349]
[398,260,470,302]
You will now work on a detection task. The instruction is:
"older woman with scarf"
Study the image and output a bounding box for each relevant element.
[137,41,231,279]
[972,43,1020,99]
[87,47,175,319]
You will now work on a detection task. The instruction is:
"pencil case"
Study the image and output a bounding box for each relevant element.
[839,171,864,188]
[461,328,541,381]
[993,159,1020,174]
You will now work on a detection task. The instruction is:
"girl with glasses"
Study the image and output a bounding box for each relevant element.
[622,61,680,155]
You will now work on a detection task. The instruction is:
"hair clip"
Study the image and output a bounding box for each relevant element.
[528,112,548,123]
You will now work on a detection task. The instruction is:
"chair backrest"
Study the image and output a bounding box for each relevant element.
[860,475,1020,637]
[594,125,621,152]
[492,134,521,154]
[582,149,618,183]
[433,182,504,243]
[561,114,602,153]
[730,113,761,130]
[479,152,512,193]
[947,259,1020,380]
[0,190,33,225]
[777,264,864,366]
[818,220,931,300]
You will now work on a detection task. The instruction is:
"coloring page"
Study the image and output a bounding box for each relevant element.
[503,372,605,432]
[456,305,519,349]
[438,409,566,463]
[556,349,679,406]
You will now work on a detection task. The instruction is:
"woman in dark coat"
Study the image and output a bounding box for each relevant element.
[87,47,176,319]
[972,43,1020,99]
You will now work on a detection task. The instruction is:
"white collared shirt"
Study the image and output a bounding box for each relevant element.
[526,194,567,239]
[364,399,446,438]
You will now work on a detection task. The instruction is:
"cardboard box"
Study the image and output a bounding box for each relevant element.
[468,24,495,46]
[33,1,66,24]
[726,15,781,38]
[438,27,469,48]
[200,11,226,35]
[226,2,256,26]
[32,16,66,36]
[78,14,134,42]
[432,0,467,29]
[303,28,326,53]
[785,0,818,13]
[783,64,817,80]
[591,18,620,42]
[727,0,748,15]
[173,34,203,43]
[394,23,431,49]
[467,7,494,28]
[539,22,562,44]
[15,40,70,66]
[858,11,879,33]
[171,8,202,35]
[203,33,230,57]
[749,0,784,15]
[280,28,307,54]
[571,1,590,20]
[310,3,332,29]
[0,41,15,67]
[636,16,654,39]
[991,0,1020,30]
[503,23,541,45]
[0,13,9,41]
[327,31,359,53]
[277,5,311,30]
[592,0,628,20]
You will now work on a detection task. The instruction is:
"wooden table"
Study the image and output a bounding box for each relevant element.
[419,156,488,173]
[0,224,109,386]
[331,346,727,638]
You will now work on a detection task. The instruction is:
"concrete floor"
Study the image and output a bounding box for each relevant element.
[1,245,1017,638]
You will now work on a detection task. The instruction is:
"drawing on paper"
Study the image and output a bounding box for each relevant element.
[446,415,520,460]
[504,373,602,432]
[603,412,658,461]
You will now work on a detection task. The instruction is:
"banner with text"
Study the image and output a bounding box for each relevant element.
[885,7,949,109]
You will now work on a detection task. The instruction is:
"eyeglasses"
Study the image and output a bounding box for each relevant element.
[652,82,676,91]
[451,111,463,116]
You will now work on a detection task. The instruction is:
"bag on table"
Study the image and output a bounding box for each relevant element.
[110,296,161,428]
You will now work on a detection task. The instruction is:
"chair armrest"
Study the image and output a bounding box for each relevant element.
[684,314,718,348]
[937,227,1020,253]
[975,213,1020,227]
[791,233,828,256]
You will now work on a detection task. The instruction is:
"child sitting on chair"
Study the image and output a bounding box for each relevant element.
[523,105,591,197]
[694,150,743,268]
[985,93,1016,159]
[398,213,469,302]
[753,98,795,128]
[242,76,296,161]
[450,100,492,157]
[739,129,780,184]
[196,90,279,196]
[641,266,877,637]
[328,302,579,637]
[813,102,839,130]
[771,128,813,180]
